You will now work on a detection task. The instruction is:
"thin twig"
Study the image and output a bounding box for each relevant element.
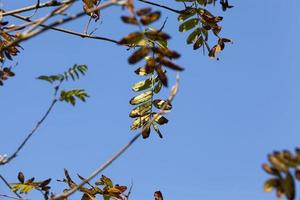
[24,0,41,19]
[51,74,180,200]
[0,84,61,165]
[23,3,72,35]
[0,175,23,199]
[125,181,133,200]
[84,16,93,34]
[51,133,141,200]
[0,194,24,200]
[138,0,182,14]
[1,0,122,53]
[11,14,120,44]
[1,0,77,16]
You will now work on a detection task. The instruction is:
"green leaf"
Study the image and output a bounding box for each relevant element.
[132,78,154,92]
[60,89,89,106]
[37,75,63,84]
[178,8,197,22]
[11,183,35,194]
[193,37,203,50]
[129,102,152,117]
[153,99,172,110]
[129,91,153,105]
[153,82,162,94]
[130,113,151,130]
[283,172,295,200]
[179,18,199,32]
[152,123,163,138]
[153,113,168,125]
[187,28,201,44]
[37,64,88,84]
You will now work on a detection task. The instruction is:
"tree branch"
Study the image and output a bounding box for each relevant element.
[0,84,61,166]
[138,0,182,14]
[0,194,24,200]
[1,0,77,16]
[1,0,122,54]
[52,133,141,200]
[11,14,120,45]
[51,73,180,200]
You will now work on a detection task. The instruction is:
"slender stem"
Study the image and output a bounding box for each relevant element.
[23,2,73,34]
[11,14,120,44]
[0,175,23,199]
[0,84,60,166]
[0,194,24,200]
[138,0,182,14]
[1,0,121,53]
[1,0,77,16]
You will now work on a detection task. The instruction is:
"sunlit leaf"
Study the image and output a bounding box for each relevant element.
[263,179,279,193]
[129,91,153,105]
[153,113,168,125]
[179,18,199,32]
[129,102,152,118]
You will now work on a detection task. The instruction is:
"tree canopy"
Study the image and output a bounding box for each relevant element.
[1,1,300,200]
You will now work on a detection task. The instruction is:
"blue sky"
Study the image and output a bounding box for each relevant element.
[1,0,300,199]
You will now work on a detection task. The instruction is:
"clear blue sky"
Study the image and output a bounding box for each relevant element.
[1,0,300,199]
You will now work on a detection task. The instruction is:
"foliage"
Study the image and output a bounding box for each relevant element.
[60,169,128,200]
[262,149,300,200]
[82,0,100,21]
[37,64,88,83]
[10,172,51,199]
[37,64,89,106]
[177,0,232,58]
[0,67,15,86]
[1,1,280,200]
[119,6,183,138]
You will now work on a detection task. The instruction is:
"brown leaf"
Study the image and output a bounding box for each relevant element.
[152,47,180,59]
[212,26,222,36]
[82,0,100,20]
[39,179,51,188]
[145,31,170,41]
[121,16,138,25]
[128,47,149,64]
[157,58,184,71]
[154,191,163,200]
[141,125,151,139]
[136,7,152,16]
[18,172,25,183]
[155,66,168,87]
[208,44,222,58]
[140,11,161,25]
[145,57,156,74]
[119,32,143,45]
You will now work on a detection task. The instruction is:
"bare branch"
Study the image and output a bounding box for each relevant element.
[138,0,182,14]
[1,0,77,16]
[23,1,74,35]
[0,194,24,200]
[0,84,61,166]
[11,14,120,44]
[52,133,141,200]
[1,0,122,54]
